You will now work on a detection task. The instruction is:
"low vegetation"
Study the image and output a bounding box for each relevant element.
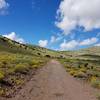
[0,36,64,98]
[0,35,100,98]
[0,51,48,97]
[0,36,62,97]
[59,58,100,89]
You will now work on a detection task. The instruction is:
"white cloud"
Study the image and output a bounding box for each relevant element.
[50,36,62,43]
[56,0,100,35]
[50,36,56,43]
[60,37,98,50]
[79,37,98,46]
[60,40,78,50]
[0,0,9,15]
[3,32,25,43]
[38,40,48,47]
[95,43,100,46]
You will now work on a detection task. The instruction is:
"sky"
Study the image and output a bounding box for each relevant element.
[0,0,100,51]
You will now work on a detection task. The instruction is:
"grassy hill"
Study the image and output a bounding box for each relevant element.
[0,35,100,97]
[1,35,100,59]
[60,46,100,60]
[0,35,53,97]
[73,46,100,56]
[59,47,100,91]
[0,35,64,97]
[0,35,60,58]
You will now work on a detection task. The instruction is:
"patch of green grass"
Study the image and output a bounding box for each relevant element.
[0,70,5,81]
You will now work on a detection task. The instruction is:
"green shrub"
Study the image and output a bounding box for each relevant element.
[90,77,100,89]
[69,69,77,76]
[0,88,5,96]
[0,62,3,68]
[14,63,29,74]
[12,78,24,85]
[15,79,24,85]
[0,71,5,81]
[91,80,100,89]
[29,59,43,68]
[7,68,15,74]
[79,68,87,73]
[74,71,87,78]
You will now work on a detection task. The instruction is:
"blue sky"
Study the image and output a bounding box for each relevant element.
[0,0,100,50]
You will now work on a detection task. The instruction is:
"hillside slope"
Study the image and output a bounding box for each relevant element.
[0,35,50,97]
[60,46,100,60]
[0,35,100,99]
[0,35,60,57]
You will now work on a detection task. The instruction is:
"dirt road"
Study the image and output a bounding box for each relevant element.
[2,60,97,100]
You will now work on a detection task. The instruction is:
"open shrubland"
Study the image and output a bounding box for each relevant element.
[59,58,100,89]
[0,35,100,98]
[0,35,61,58]
[0,51,48,97]
[0,36,53,97]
